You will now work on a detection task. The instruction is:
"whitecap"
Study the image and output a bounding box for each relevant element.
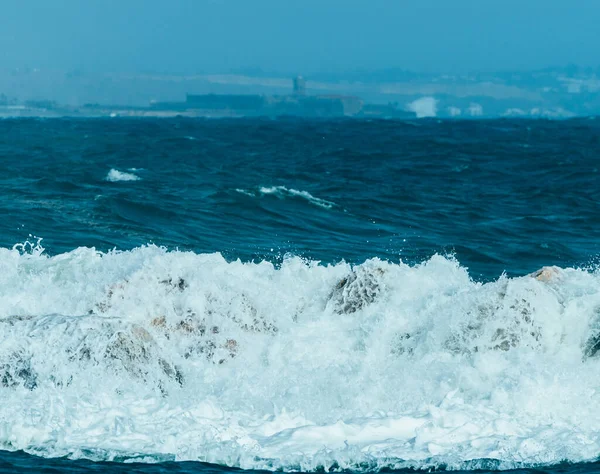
[106,169,141,182]
[235,188,256,197]
[258,185,335,209]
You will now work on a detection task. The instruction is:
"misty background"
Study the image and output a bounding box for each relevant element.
[1,0,599,117]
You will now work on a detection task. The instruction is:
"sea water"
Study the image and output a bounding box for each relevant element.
[1,117,600,473]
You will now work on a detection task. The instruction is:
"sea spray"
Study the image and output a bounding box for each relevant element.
[1,243,600,469]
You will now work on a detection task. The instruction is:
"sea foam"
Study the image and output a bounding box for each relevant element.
[106,169,141,182]
[236,186,335,209]
[407,97,438,118]
[1,242,600,470]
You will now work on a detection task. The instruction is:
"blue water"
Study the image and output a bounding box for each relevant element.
[0,450,599,474]
[1,117,600,473]
[3,117,599,279]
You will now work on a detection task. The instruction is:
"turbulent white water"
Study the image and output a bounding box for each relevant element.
[2,242,600,470]
[106,169,141,182]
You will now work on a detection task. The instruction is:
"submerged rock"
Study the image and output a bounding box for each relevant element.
[0,352,38,390]
[584,333,600,358]
[329,266,385,314]
[583,306,600,359]
[104,326,183,389]
[529,266,562,282]
[159,277,188,291]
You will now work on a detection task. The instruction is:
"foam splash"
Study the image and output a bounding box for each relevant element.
[234,188,255,197]
[2,243,600,470]
[236,186,335,209]
[106,169,141,182]
[407,97,438,118]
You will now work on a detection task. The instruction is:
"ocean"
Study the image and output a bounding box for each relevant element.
[0,116,600,473]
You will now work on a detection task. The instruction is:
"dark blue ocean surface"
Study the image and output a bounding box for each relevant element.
[1,117,600,473]
[1,117,599,279]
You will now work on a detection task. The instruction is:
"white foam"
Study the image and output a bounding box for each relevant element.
[2,243,600,470]
[106,169,141,182]
[235,188,256,197]
[235,186,336,210]
[407,97,438,118]
[503,108,527,117]
[259,186,335,209]
[468,103,483,117]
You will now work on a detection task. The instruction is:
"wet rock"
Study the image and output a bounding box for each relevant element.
[0,315,35,326]
[442,282,542,356]
[67,343,92,363]
[329,266,385,314]
[529,266,562,282]
[583,306,600,359]
[0,353,38,390]
[104,327,185,390]
[171,292,276,364]
[160,277,188,291]
[584,333,600,358]
[174,316,206,336]
[158,358,184,386]
[99,280,277,368]
[151,316,167,328]
[104,331,152,378]
[182,336,239,363]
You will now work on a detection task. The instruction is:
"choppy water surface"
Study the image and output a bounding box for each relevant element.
[1,117,600,473]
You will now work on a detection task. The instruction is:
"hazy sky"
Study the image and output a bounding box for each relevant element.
[1,0,599,75]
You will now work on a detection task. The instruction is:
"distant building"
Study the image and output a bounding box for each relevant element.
[147,76,395,118]
[293,76,307,96]
[186,93,265,111]
[360,103,414,118]
[316,95,363,116]
[24,99,58,110]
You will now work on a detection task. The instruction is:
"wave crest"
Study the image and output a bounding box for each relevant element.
[1,244,600,470]
[236,186,336,209]
[106,169,141,182]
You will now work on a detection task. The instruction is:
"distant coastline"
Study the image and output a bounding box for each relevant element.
[0,77,416,119]
[1,66,599,118]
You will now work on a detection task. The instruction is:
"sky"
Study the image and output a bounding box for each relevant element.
[0,0,599,75]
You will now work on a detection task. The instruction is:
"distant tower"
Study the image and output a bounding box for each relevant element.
[293,75,306,96]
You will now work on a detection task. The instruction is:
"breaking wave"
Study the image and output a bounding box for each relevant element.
[2,241,600,470]
[236,186,336,209]
[106,169,141,182]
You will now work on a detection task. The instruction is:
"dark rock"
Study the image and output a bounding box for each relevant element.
[0,353,38,390]
[329,266,385,314]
